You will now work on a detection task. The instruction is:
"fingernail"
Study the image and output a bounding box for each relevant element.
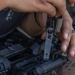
[64,33,68,39]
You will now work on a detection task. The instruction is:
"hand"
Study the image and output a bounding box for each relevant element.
[20,10,74,57]
[4,0,66,17]
[41,11,74,58]
[42,11,75,58]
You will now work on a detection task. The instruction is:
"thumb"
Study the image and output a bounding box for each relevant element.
[36,13,47,32]
[41,32,46,40]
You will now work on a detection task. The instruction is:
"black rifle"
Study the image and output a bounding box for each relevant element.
[0,5,74,75]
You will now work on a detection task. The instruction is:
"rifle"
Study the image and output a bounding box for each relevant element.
[0,5,74,75]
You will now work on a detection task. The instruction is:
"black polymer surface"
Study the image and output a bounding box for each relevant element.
[0,9,25,38]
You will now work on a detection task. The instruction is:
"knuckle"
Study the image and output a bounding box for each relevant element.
[62,23,72,32]
[38,6,46,12]
[60,0,66,7]
[36,0,57,16]
[50,8,56,16]
[61,25,69,31]
[43,5,56,16]
[35,0,46,12]
[59,0,66,14]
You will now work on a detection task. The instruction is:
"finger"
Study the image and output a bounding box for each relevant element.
[47,0,66,15]
[41,32,46,40]
[69,0,74,7]
[60,20,72,40]
[55,13,61,18]
[59,19,72,52]
[36,13,47,32]
[68,33,75,58]
[42,2,56,17]
[61,33,71,52]
[59,11,72,40]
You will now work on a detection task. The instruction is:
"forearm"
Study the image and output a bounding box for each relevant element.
[0,0,66,16]
[0,0,10,10]
[6,0,41,12]
[0,0,40,12]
